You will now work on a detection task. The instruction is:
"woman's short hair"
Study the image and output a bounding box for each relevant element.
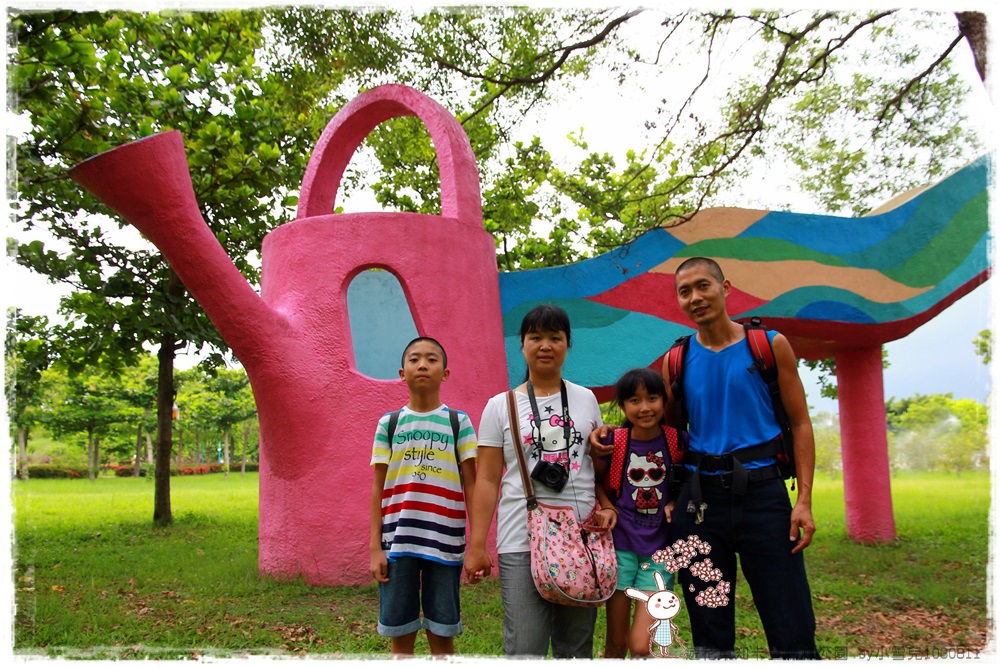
[519,304,572,347]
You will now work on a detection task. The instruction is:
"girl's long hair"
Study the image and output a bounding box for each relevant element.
[614,367,667,428]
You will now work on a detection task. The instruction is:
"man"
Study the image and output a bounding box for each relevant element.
[593,256,820,659]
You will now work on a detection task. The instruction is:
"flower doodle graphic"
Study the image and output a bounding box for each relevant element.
[636,534,733,653]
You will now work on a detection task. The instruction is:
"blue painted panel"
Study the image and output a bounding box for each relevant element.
[347,269,418,380]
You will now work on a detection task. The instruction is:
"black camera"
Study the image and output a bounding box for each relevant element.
[531,460,569,492]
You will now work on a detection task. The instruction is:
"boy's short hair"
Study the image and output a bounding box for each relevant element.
[675,256,726,284]
[400,336,448,368]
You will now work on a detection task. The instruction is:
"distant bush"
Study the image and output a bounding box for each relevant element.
[16,464,89,479]
[111,465,149,477]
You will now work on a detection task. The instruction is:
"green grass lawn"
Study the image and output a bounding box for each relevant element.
[11,471,992,659]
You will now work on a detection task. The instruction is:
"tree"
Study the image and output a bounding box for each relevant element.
[10,7,986,513]
[973,330,991,365]
[10,11,342,523]
[5,309,58,479]
[886,393,988,473]
[36,365,141,479]
[811,411,843,479]
[182,367,255,476]
[274,7,985,262]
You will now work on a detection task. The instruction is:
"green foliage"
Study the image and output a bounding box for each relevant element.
[6,308,58,431]
[885,393,988,473]
[801,348,889,400]
[972,329,990,364]
[811,411,843,478]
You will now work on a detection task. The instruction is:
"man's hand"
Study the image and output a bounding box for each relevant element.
[588,425,614,457]
[790,501,815,553]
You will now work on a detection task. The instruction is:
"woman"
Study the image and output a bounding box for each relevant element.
[464,304,614,658]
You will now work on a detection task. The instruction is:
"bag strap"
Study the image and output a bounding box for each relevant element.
[506,390,538,510]
[662,424,685,464]
[666,335,692,430]
[742,317,795,482]
[386,409,402,452]
[743,318,790,438]
[606,427,631,500]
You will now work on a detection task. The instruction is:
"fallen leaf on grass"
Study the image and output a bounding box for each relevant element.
[51,585,64,592]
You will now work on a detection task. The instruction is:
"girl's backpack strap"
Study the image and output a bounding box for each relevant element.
[606,427,631,501]
[661,424,685,464]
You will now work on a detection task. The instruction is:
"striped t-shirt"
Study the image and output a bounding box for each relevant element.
[370,405,477,565]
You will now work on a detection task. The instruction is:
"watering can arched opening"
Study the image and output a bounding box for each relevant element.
[346,266,419,380]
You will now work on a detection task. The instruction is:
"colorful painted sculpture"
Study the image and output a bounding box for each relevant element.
[500,155,990,543]
[70,85,508,586]
[71,84,989,584]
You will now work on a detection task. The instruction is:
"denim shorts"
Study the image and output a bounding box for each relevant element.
[377,556,463,638]
[615,549,675,592]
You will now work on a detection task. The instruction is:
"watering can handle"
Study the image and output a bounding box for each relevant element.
[297,84,483,223]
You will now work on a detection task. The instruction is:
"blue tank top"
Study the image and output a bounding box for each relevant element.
[681,331,781,469]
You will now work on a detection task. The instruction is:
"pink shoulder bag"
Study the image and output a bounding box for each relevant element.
[506,390,617,607]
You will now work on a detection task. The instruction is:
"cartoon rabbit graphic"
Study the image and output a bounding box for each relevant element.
[625,570,685,657]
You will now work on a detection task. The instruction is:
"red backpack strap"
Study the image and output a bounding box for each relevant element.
[744,320,776,372]
[742,317,796,480]
[666,335,692,431]
[660,424,684,464]
[606,427,631,501]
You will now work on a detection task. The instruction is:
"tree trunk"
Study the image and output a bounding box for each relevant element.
[134,408,147,477]
[241,422,249,475]
[195,427,202,463]
[176,424,184,464]
[153,330,176,526]
[87,426,97,481]
[18,426,29,480]
[223,430,231,478]
[146,432,153,463]
[956,12,988,84]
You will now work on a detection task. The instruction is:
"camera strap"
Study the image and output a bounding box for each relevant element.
[526,380,572,464]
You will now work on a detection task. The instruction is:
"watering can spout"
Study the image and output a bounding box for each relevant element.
[69,130,282,364]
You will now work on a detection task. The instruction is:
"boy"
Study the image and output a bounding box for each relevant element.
[369,337,478,656]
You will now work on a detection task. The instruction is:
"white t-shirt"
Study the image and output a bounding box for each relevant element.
[478,381,604,553]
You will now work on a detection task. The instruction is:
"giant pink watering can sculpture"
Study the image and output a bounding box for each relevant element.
[70,84,509,586]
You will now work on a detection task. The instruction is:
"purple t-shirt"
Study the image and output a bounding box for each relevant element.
[603,429,671,556]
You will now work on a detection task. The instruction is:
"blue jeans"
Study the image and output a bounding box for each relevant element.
[498,552,598,658]
[671,477,820,659]
[377,556,462,638]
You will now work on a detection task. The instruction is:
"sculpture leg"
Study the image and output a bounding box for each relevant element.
[834,346,897,543]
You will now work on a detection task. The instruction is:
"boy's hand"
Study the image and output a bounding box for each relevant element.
[370,549,389,583]
[464,548,492,583]
[664,500,676,523]
[588,425,613,457]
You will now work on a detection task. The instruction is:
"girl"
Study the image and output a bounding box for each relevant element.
[464,304,613,658]
[596,367,683,658]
